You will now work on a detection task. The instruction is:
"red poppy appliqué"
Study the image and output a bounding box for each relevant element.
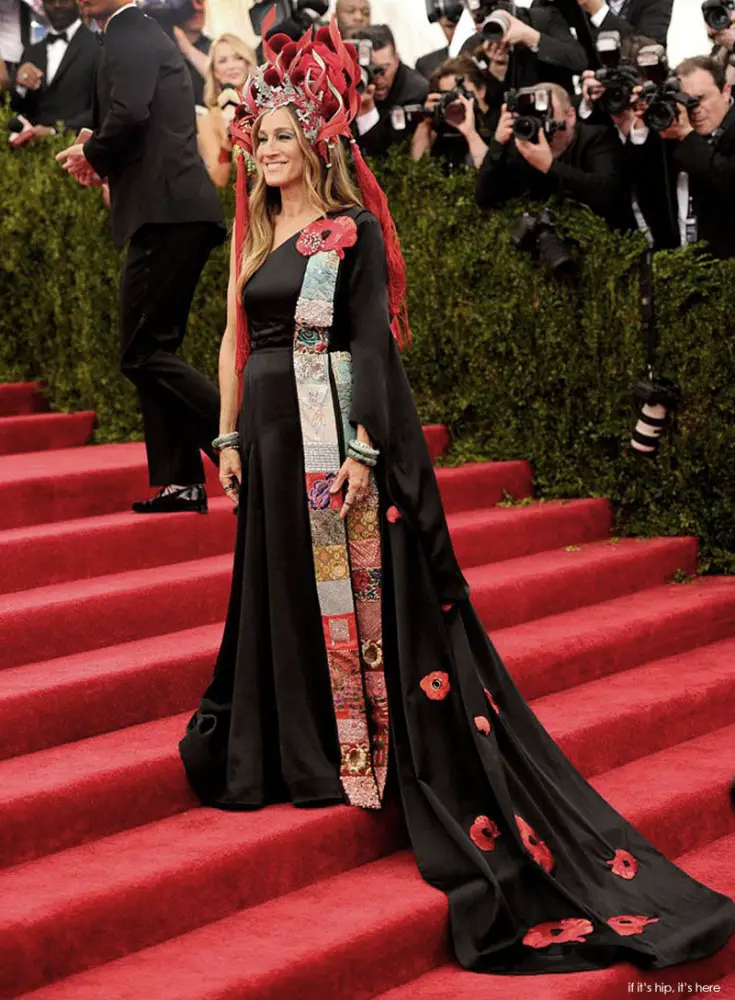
[474,715,491,734]
[296,216,358,259]
[419,671,451,701]
[484,688,500,714]
[386,505,401,523]
[606,915,660,937]
[515,814,554,873]
[523,918,594,949]
[606,849,638,880]
[469,815,501,851]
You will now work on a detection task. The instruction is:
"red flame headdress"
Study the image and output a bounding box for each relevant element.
[229,11,411,372]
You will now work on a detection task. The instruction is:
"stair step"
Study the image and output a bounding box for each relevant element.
[373,838,735,1000]
[0,382,48,418]
[467,536,697,632]
[8,803,734,1000]
[4,578,735,762]
[494,576,735,701]
[5,639,733,867]
[0,499,238,595]
[0,411,96,456]
[0,497,607,598]
[0,441,516,531]
[0,536,696,673]
[422,424,450,460]
[533,637,735,778]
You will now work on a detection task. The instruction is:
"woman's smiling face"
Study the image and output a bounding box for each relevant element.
[255,107,306,189]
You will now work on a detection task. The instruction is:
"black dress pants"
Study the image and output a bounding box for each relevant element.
[120,221,223,487]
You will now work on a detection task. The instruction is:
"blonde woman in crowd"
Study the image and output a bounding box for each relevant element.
[198,33,256,188]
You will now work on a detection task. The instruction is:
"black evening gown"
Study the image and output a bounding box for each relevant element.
[179,206,735,975]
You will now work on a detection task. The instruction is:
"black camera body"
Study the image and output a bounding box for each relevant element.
[506,86,553,143]
[425,0,464,24]
[634,44,700,133]
[594,31,639,116]
[390,78,474,133]
[512,208,576,280]
[702,0,735,31]
[140,0,201,36]
[345,38,379,94]
[249,0,329,36]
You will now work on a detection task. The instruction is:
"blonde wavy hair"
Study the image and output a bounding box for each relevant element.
[203,33,257,111]
[237,106,363,296]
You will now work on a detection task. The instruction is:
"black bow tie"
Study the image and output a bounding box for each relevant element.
[46,30,68,44]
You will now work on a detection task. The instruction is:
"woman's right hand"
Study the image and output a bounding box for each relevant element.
[219,447,242,505]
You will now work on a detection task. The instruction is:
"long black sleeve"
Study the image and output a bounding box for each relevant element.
[476,140,533,208]
[673,131,735,202]
[533,7,589,74]
[547,126,625,219]
[83,20,159,179]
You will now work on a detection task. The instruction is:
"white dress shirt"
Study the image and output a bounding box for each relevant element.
[46,17,82,86]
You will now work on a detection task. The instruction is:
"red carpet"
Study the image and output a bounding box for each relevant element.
[0,382,732,1000]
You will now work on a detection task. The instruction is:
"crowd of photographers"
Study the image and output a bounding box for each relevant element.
[2,0,735,263]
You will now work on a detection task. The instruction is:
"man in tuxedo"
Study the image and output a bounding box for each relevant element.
[460,1,589,96]
[576,0,673,46]
[57,0,226,514]
[476,82,630,229]
[10,0,98,145]
[352,24,429,156]
[416,12,460,81]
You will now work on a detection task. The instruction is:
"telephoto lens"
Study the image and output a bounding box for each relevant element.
[702,0,735,31]
[631,377,683,455]
[483,10,512,39]
[425,0,464,23]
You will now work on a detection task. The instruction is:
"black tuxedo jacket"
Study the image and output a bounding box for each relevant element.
[84,6,223,248]
[12,24,99,130]
[672,105,735,259]
[476,122,630,228]
[416,45,449,82]
[589,0,673,45]
[355,62,430,157]
[461,2,588,95]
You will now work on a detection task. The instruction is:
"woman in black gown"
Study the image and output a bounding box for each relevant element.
[179,17,735,976]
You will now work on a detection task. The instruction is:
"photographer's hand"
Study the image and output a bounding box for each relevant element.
[577,0,605,14]
[494,104,515,146]
[515,128,553,173]
[359,83,377,117]
[502,15,540,50]
[659,103,694,142]
[454,95,478,140]
[581,70,604,107]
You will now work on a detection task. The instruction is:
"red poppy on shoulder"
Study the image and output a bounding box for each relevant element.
[469,815,501,851]
[606,849,638,880]
[420,671,451,701]
[515,815,554,873]
[386,505,401,523]
[484,688,500,714]
[523,918,594,949]
[474,715,491,735]
[606,915,660,937]
[296,216,358,259]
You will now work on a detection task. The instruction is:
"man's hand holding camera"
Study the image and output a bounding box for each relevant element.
[497,13,541,51]
[494,102,553,173]
[659,101,695,142]
[581,68,641,138]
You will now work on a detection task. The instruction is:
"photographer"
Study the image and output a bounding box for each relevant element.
[410,55,497,168]
[476,82,630,228]
[657,55,735,257]
[578,35,679,246]
[417,2,462,80]
[575,0,673,47]
[353,24,429,157]
[460,1,588,97]
[172,2,213,108]
[10,0,98,147]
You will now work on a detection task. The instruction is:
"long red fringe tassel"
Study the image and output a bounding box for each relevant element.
[234,152,251,374]
[350,140,412,351]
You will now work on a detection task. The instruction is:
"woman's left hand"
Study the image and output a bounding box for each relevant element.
[330,457,371,521]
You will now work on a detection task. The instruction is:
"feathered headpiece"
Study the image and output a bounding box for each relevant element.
[229,10,411,372]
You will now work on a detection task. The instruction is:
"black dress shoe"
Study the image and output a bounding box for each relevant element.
[131,485,208,514]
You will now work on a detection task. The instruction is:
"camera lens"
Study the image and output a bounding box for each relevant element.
[644,98,677,132]
[482,11,510,40]
[513,115,538,141]
[703,0,731,30]
[444,101,467,126]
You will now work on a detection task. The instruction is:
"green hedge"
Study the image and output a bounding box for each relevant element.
[2,103,734,572]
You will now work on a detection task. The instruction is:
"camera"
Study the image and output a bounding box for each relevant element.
[345,38,378,94]
[390,78,474,133]
[702,0,735,31]
[635,45,700,132]
[425,0,464,24]
[631,377,682,455]
[512,208,576,280]
[249,0,329,36]
[139,0,202,36]
[506,86,555,142]
[594,31,640,116]
[480,1,518,40]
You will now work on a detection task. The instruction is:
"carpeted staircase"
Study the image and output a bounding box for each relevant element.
[0,381,733,1000]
